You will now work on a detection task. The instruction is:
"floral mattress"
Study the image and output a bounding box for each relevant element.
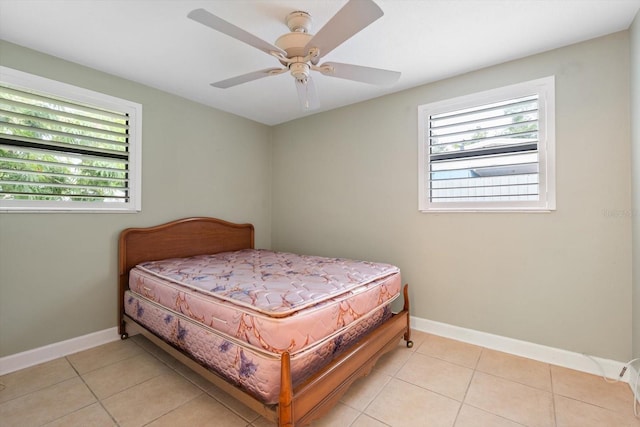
[125,249,401,403]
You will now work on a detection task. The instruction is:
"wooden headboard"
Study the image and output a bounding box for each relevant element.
[118,217,254,333]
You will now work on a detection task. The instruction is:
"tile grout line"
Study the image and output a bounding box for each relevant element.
[450,346,486,427]
[549,362,558,427]
[131,336,261,425]
[454,343,559,427]
[62,355,121,427]
[345,341,420,427]
[70,337,196,427]
[336,339,439,426]
[345,368,394,427]
[0,361,78,407]
[138,393,205,427]
[126,337,214,426]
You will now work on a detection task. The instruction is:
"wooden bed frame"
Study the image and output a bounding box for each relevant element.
[118,217,412,426]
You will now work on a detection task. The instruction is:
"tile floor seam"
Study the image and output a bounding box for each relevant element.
[202,389,261,423]
[80,365,169,403]
[452,367,479,427]
[38,401,109,427]
[350,412,392,427]
[550,391,558,426]
[0,376,100,427]
[458,402,530,427]
[97,371,176,407]
[391,348,414,374]
[474,371,555,393]
[472,346,484,370]
[102,373,206,427]
[0,378,76,407]
[548,364,558,427]
[448,401,463,427]
[354,411,391,427]
[419,354,482,371]
[345,395,382,425]
[339,397,368,414]
[449,345,483,427]
[341,357,407,427]
[389,374,463,406]
[346,410,364,427]
[166,363,223,403]
[473,369,555,398]
[169,363,223,396]
[196,377,264,423]
[466,402,545,427]
[70,358,121,427]
[66,347,143,377]
[343,371,394,416]
[138,392,205,427]
[466,369,557,427]
[130,338,225,410]
[107,339,214,414]
[0,359,79,406]
[558,391,640,420]
[556,393,634,414]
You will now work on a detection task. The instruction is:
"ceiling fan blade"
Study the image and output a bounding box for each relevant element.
[320,62,400,86]
[304,0,383,63]
[211,68,283,89]
[295,76,320,111]
[188,9,285,56]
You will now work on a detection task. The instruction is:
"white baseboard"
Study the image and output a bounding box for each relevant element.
[629,365,640,404]
[0,327,120,375]
[0,319,633,390]
[411,316,631,383]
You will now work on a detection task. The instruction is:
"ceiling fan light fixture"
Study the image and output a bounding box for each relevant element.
[289,62,310,82]
[295,75,319,110]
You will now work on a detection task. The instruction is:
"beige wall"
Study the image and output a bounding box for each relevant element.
[0,41,273,356]
[631,12,640,359]
[272,32,633,361]
[1,29,635,363]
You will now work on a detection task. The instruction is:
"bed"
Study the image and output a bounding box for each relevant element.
[118,217,412,426]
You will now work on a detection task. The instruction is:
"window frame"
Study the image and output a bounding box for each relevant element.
[418,76,556,212]
[0,66,142,213]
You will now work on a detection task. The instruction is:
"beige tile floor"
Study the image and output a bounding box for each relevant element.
[1,331,639,427]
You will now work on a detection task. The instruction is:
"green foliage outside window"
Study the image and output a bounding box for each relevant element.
[0,84,130,203]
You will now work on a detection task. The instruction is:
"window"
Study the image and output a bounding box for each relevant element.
[418,77,555,212]
[0,66,142,212]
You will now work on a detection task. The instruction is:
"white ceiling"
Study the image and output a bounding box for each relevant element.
[1,0,639,125]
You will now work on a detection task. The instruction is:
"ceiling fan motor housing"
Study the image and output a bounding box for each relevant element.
[275,10,315,59]
[275,31,313,57]
[285,11,312,33]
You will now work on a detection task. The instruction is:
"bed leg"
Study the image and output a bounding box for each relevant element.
[119,320,129,340]
[278,352,294,427]
[402,284,413,348]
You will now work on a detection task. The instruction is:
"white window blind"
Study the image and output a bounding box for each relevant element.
[418,77,555,212]
[0,67,141,212]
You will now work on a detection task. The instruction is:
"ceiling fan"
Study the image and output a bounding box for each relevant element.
[187,0,400,111]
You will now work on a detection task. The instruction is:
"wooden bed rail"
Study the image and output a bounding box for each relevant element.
[276,284,412,426]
